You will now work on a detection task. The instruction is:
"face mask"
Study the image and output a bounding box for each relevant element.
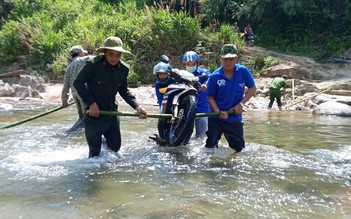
[186,65,197,73]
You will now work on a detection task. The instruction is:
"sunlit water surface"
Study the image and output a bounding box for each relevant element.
[0,102,350,219]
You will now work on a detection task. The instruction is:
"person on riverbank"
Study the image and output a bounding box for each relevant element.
[73,36,148,158]
[268,75,288,111]
[205,44,256,152]
[61,45,92,133]
[182,51,211,138]
[244,24,254,42]
[233,22,239,33]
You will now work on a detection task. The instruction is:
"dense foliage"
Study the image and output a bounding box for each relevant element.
[0,0,350,83]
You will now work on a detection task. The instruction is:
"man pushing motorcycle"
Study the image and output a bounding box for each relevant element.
[182,51,211,139]
[150,54,208,146]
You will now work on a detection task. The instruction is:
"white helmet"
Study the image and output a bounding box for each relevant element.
[153,62,169,75]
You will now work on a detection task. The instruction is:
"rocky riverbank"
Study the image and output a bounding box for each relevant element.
[1,78,351,116]
[1,46,351,116]
[5,77,351,115]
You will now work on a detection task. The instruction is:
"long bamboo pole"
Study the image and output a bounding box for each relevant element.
[0,107,236,129]
[0,102,75,129]
[99,110,236,118]
[100,111,172,118]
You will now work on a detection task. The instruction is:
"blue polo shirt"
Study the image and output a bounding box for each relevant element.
[207,64,255,122]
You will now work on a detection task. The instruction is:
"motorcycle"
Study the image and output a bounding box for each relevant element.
[245,35,254,47]
[151,55,208,146]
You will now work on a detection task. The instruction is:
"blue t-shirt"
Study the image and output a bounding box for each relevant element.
[155,79,175,107]
[207,64,255,122]
[194,68,211,113]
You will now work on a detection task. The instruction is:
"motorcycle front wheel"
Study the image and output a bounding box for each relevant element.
[169,95,197,146]
[157,116,170,145]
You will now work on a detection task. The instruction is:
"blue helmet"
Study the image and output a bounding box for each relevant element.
[182,51,199,64]
[153,62,169,75]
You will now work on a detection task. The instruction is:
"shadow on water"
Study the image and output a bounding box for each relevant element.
[0,104,350,218]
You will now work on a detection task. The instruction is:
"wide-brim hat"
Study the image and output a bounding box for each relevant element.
[220,44,238,58]
[96,36,132,54]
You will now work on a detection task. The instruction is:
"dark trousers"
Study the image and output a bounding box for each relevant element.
[205,117,245,152]
[84,116,121,157]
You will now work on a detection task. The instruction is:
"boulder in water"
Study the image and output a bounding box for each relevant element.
[312,101,351,117]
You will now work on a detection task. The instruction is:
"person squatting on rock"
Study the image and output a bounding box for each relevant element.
[205,44,256,152]
[268,75,288,111]
[61,45,92,132]
[182,51,211,138]
[74,36,148,157]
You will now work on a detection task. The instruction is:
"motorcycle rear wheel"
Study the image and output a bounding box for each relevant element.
[169,95,197,146]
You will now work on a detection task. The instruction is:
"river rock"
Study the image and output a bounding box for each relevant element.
[11,84,31,99]
[325,90,351,96]
[0,82,13,96]
[312,101,351,117]
[312,93,351,106]
[260,64,308,79]
[0,74,46,98]
[2,75,46,92]
[260,63,331,80]
[293,82,318,96]
[260,64,292,77]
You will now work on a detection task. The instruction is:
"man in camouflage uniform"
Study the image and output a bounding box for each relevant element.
[73,36,148,158]
[61,45,92,132]
[268,75,288,111]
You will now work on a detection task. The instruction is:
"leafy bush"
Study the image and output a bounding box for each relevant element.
[0,20,24,64]
[50,51,70,81]
[252,54,279,77]
[151,9,200,56]
[130,7,201,84]
[0,0,242,82]
[128,70,140,87]
[219,24,237,44]
[263,56,279,69]
[1,0,349,84]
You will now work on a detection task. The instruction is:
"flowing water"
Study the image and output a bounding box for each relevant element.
[0,101,350,219]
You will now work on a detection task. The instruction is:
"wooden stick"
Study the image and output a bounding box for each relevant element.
[0,102,75,129]
[0,69,25,79]
[285,89,330,109]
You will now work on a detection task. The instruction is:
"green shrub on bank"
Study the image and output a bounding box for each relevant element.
[0,0,251,84]
[133,7,201,83]
[0,20,25,64]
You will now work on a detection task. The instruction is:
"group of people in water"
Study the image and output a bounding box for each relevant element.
[61,35,286,158]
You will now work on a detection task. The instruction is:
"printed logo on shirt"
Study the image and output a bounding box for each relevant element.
[217,79,226,87]
[239,82,245,88]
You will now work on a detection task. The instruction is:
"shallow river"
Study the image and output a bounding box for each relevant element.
[0,101,350,219]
